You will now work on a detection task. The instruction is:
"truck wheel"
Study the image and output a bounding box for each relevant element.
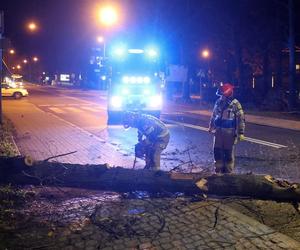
[14,92,22,99]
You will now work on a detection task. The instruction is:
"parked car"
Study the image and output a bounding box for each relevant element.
[6,74,24,88]
[1,83,29,99]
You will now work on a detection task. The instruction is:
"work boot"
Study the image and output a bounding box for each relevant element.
[143,165,151,170]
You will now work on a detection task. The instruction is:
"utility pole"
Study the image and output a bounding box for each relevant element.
[0,11,4,125]
[288,0,296,111]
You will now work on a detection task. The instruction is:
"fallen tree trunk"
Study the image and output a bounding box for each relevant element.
[0,156,299,202]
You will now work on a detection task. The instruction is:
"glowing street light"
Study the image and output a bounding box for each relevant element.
[99,6,118,26]
[97,36,106,57]
[33,56,38,62]
[9,49,15,54]
[16,65,21,69]
[27,22,38,32]
[198,49,211,100]
[23,59,28,64]
[97,36,104,43]
[201,49,210,59]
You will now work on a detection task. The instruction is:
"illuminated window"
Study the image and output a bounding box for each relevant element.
[296,64,300,70]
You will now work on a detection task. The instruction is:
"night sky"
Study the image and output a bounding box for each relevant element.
[2,0,300,73]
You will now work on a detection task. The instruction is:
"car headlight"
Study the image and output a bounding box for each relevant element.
[110,96,123,108]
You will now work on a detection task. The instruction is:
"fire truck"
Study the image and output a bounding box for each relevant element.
[106,43,164,124]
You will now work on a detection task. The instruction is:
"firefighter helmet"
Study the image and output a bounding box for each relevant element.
[216,83,234,97]
[122,111,139,129]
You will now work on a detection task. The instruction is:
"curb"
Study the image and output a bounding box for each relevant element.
[168,106,300,132]
[10,135,21,156]
[221,204,300,248]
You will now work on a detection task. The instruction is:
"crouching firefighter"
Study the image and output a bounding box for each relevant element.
[208,83,245,174]
[123,112,170,170]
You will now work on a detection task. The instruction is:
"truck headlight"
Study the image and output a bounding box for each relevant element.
[143,88,151,95]
[143,77,150,84]
[149,95,162,108]
[110,96,123,108]
[122,76,129,83]
[130,76,137,83]
[122,87,130,95]
[137,77,143,83]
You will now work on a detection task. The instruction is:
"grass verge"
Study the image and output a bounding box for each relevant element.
[0,117,19,157]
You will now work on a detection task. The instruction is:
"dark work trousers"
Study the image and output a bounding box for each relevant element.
[213,128,236,173]
[145,134,170,170]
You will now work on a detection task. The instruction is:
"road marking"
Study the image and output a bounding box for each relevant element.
[65,107,82,113]
[244,137,287,149]
[49,107,66,114]
[163,118,209,132]
[163,111,185,115]
[163,118,287,149]
[80,106,104,112]
[38,104,50,107]
[61,95,103,106]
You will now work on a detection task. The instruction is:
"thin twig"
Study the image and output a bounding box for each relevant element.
[213,205,220,228]
[43,151,77,162]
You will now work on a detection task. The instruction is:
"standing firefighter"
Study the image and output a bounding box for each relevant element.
[123,112,170,170]
[208,83,245,174]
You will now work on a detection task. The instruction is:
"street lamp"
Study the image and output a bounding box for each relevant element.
[27,21,38,32]
[201,49,210,59]
[33,56,38,62]
[97,36,104,43]
[198,49,211,100]
[97,36,106,58]
[9,49,15,54]
[23,59,28,64]
[16,65,21,70]
[99,6,118,26]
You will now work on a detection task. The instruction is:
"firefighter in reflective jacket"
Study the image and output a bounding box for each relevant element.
[208,83,245,173]
[123,112,170,170]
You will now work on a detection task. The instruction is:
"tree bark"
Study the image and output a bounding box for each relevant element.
[0,156,299,202]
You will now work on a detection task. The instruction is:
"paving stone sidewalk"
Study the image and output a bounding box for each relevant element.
[2,189,300,250]
[3,100,134,167]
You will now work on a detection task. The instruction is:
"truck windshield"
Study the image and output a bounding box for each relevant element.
[110,53,158,76]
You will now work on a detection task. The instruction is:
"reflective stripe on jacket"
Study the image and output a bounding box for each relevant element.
[136,114,169,143]
[209,98,245,135]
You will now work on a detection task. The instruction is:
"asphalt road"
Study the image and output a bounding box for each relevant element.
[5,83,300,183]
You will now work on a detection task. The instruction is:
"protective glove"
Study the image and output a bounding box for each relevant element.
[238,134,245,141]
